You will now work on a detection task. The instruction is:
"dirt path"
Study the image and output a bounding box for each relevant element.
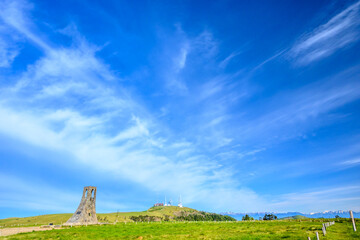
[0,226,61,236]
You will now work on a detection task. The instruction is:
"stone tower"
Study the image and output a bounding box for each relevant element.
[64,186,98,225]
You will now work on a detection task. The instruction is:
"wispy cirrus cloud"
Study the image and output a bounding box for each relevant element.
[272,185,360,212]
[0,0,51,51]
[160,27,189,95]
[1,0,360,216]
[0,37,19,67]
[219,50,242,69]
[249,1,360,69]
[289,0,360,65]
[0,0,266,212]
[223,2,360,157]
[341,158,360,166]
[237,66,360,144]
[160,27,219,95]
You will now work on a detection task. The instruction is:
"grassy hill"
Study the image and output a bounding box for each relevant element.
[1,211,359,239]
[0,206,234,228]
[1,219,360,239]
[0,214,72,227]
[281,215,309,220]
[97,206,202,222]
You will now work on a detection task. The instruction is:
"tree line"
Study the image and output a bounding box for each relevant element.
[242,214,278,221]
[127,211,236,222]
[174,211,236,221]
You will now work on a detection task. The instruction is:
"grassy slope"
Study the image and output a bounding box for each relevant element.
[0,206,197,227]
[281,215,308,220]
[1,219,359,239]
[98,206,198,222]
[0,214,72,227]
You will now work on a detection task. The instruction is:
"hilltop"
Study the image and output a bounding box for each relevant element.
[0,206,235,227]
[280,215,309,220]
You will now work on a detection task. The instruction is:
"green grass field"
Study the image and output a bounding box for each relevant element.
[281,215,309,220]
[1,207,358,239]
[1,219,359,239]
[0,207,200,228]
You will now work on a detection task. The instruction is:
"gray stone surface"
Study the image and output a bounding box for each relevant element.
[64,186,98,225]
[350,210,357,232]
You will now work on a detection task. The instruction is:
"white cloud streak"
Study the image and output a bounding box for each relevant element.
[237,66,360,143]
[0,0,265,212]
[0,0,51,51]
[219,50,242,69]
[0,38,19,67]
[341,158,360,166]
[1,0,360,215]
[271,185,360,212]
[289,1,360,65]
[162,29,218,95]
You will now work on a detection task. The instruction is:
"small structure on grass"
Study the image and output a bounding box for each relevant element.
[178,195,183,208]
[154,203,164,207]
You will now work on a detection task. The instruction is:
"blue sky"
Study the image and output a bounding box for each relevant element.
[0,0,360,218]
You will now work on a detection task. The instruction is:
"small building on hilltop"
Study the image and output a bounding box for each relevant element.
[154,203,164,207]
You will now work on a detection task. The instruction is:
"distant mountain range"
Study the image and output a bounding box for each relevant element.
[221,210,360,220]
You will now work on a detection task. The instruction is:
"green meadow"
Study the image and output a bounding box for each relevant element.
[0,206,230,227]
[1,218,359,239]
[1,207,358,239]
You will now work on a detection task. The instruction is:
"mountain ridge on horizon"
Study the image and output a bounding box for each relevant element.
[221,210,360,220]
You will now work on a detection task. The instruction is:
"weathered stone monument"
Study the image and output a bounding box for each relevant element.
[350,210,357,232]
[64,186,98,225]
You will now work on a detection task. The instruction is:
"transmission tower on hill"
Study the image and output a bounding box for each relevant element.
[178,195,183,208]
[164,196,168,206]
